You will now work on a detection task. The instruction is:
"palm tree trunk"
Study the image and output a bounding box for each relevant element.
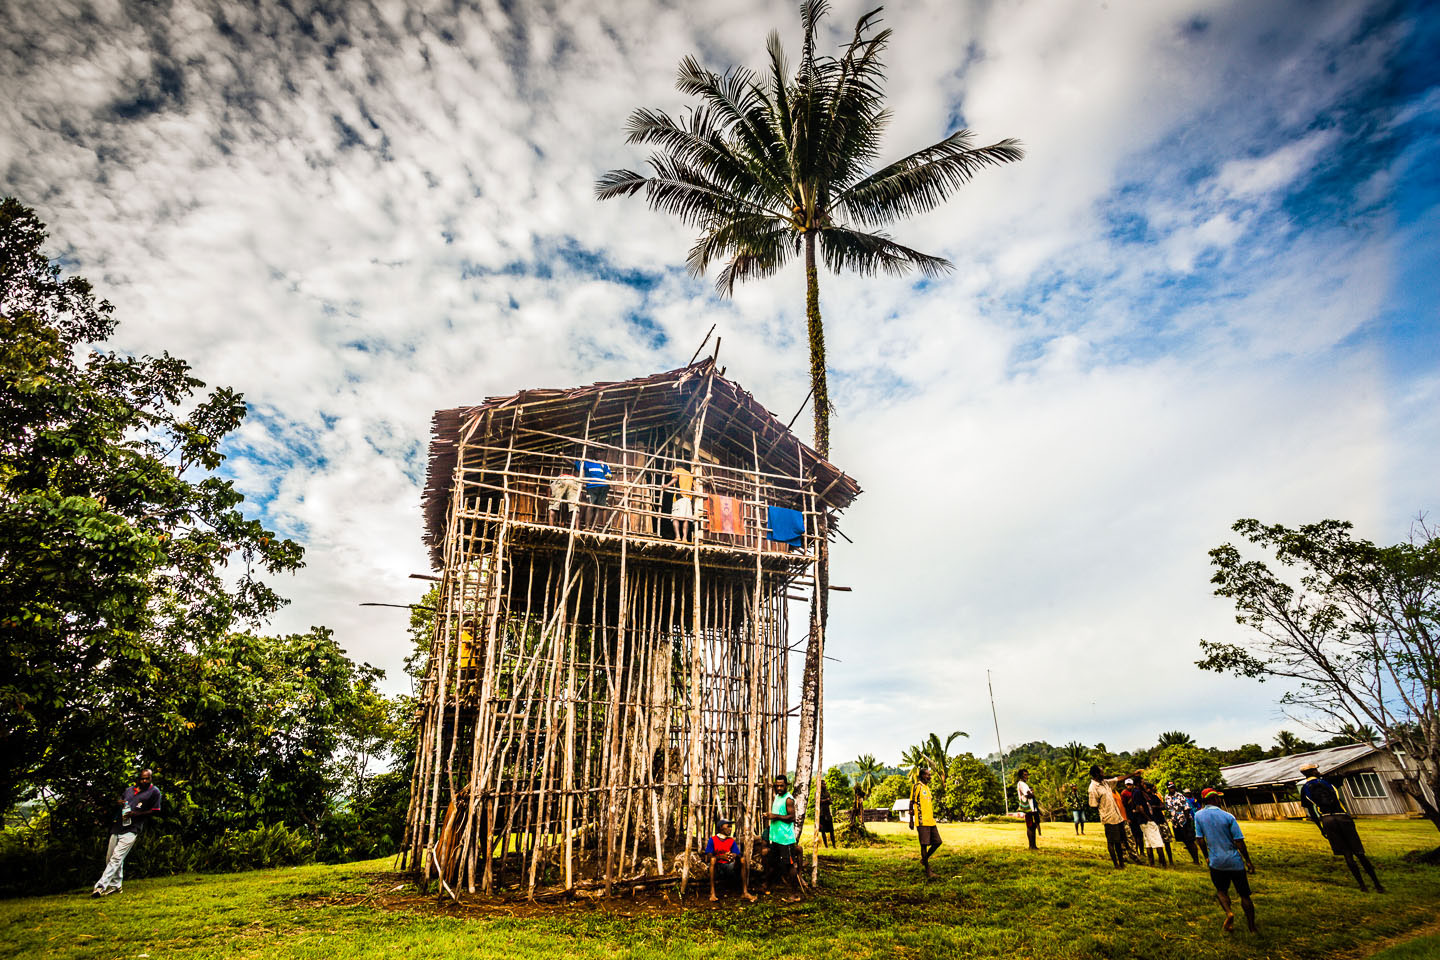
[793,230,829,832]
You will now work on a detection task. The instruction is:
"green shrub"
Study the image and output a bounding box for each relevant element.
[197,823,314,872]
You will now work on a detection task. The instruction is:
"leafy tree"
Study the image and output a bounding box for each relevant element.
[1220,743,1266,766]
[1199,517,1440,831]
[1147,745,1225,794]
[1157,731,1196,749]
[852,754,884,797]
[943,753,1004,820]
[598,0,1022,824]
[868,774,909,810]
[0,197,303,809]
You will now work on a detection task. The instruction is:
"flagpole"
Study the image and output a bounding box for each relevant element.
[988,669,1010,816]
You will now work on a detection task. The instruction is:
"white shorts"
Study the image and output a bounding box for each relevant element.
[1141,822,1164,848]
[670,496,694,519]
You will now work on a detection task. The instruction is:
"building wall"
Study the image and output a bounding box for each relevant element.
[1333,753,1424,817]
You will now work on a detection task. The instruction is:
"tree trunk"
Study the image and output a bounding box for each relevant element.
[792,230,829,832]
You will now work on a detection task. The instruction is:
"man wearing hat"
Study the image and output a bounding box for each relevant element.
[1298,763,1384,892]
[1194,787,1258,934]
[703,817,756,902]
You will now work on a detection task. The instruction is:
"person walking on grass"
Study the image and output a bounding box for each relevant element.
[1088,765,1128,870]
[1298,763,1384,893]
[1166,781,1200,865]
[1016,769,1040,850]
[1195,787,1258,935]
[92,769,161,897]
[763,774,804,901]
[909,766,942,879]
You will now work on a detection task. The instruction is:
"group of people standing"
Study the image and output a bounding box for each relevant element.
[547,456,702,540]
[1086,766,1201,869]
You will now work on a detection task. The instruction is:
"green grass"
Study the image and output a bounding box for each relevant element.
[3,820,1436,959]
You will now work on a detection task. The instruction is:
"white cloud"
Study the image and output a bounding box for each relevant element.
[1,0,1432,766]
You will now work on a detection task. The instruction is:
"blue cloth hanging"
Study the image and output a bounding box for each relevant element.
[766,506,805,546]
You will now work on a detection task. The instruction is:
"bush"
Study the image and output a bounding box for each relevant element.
[197,823,314,872]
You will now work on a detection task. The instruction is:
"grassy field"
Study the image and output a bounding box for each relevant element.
[3,819,1437,960]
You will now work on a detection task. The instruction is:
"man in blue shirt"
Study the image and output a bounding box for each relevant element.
[1194,787,1258,934]
[576,457,611,529]
[92,769,162,897]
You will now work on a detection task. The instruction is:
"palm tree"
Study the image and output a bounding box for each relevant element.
[900,744,928,779]
[598,0,1022,828]
[921,730,968,798]
[1275,730,1303,756]
[1060,741,1090,779]
[853,754,884,796]
[1157,730,1196,749]
[1338,722,1379,745]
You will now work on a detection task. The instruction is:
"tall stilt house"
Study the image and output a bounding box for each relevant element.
[403,359,861,898]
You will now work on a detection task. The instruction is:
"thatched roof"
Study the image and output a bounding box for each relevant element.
[421,359,862,566]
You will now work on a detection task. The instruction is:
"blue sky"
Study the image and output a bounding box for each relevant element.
[2,0,1436,764]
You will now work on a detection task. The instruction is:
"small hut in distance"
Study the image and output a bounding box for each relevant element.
[404,358,861,899]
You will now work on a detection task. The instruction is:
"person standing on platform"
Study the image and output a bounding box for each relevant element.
[909,767,942,879]
[1016,769,1040,850]
[666,462,700,541]
[92,770,162,897]
[1195,787,1259,935]
[1298,763,1384,892]
[577,456,612,529]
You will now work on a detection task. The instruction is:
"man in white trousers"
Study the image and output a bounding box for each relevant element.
[93,769,161,897]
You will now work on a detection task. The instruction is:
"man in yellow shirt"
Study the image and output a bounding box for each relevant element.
[909,766,941,878]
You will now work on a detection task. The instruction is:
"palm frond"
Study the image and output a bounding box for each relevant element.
[594,168,649,201]
[704,222,800,296]
[686,212,794,276]
[836,132,1025,225]
[818,225,952,278]
[674,56,788,195]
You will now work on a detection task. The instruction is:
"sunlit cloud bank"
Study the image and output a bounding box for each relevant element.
[2,0,1435,761]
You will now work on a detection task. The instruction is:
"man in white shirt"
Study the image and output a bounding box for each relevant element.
[1016,768,1040,850]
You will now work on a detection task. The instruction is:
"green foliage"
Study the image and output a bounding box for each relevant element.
[942,753,1004,820]
[1200,517,1440,828]
[1148,745,1225,793]
[1157,730,1196,748]
[0,197,304,805]
[0,199,409,889]
[868,774,908,809]
[6,820,1440,956]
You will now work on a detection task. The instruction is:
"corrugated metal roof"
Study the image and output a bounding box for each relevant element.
[1219,742,1379,789]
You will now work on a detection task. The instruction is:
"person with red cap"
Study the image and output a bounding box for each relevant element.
[1194,787,1258,935]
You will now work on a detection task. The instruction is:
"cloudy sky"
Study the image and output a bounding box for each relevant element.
[3,0,1436,765]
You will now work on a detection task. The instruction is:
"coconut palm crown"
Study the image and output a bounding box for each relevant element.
[597,0,1023,458]
[598,0,1021,845]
